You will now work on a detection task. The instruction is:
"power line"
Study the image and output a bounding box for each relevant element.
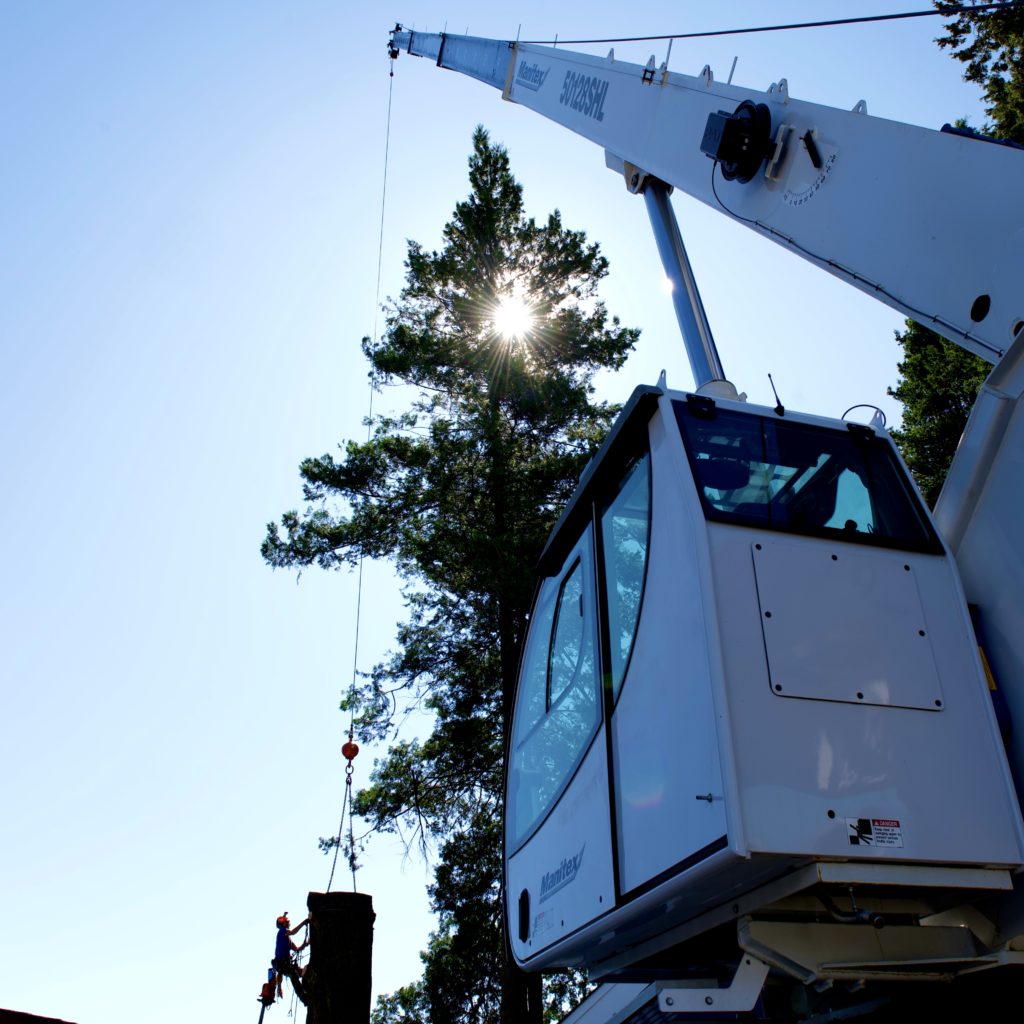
[520,2,1022,47]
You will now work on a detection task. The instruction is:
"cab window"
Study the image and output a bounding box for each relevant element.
[674,402,941,553]
[508,528,600,850]
[600,454,651,699]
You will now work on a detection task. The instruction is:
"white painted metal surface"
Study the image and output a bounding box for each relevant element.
[560,983,653,1024]
[936,329,1024,797]
[704,398,1023,868]
[507,731,616,965]
[590,859,1014,981]
[505,385,1024,974]
[657,956,769,1013]
[753,539,944,710]
[392,30,1024,362]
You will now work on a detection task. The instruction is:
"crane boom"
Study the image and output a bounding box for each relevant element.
[390,28,1023,364]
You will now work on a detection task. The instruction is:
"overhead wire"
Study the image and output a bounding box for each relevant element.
[327,49,397,895]
[520,2,1022,45]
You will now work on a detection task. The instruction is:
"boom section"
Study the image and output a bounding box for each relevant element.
[391,28,1024,364]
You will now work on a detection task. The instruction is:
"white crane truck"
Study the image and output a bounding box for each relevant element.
[389,24,1024,1022]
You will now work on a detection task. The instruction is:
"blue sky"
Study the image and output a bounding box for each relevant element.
[0,4,989,1022]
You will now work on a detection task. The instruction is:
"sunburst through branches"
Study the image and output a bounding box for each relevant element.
[490,290,535,345]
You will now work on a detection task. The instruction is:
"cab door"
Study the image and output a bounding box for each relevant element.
[506,523,616,963]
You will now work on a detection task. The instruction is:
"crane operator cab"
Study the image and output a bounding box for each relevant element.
[504,384,1024,988]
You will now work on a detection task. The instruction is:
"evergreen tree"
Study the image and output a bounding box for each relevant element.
[888,320,989,507]
[935,0,1024,142]
[264,127,636,1024]
[889,1,1023,497]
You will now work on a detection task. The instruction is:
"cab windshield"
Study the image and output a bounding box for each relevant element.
[674,401,942,553]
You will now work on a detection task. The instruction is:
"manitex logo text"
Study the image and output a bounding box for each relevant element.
[559,71,608,121]
[539,845,585,903]
[516,61,549,91]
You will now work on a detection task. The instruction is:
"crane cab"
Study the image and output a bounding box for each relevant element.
[504,384,1024,976]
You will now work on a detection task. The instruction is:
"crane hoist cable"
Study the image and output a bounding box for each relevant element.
[326,50,397,895]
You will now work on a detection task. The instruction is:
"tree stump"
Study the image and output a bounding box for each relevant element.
[304,891,375,1024]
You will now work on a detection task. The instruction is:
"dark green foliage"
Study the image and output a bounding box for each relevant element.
[372,983,430,1024]
[422,813,505,1024]
[935,0,1024,143]
[264,127,636,1024]
[888,320,988,507]
[542,971,593,1024]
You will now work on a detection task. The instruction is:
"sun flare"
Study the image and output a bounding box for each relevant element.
[492,293,535,343]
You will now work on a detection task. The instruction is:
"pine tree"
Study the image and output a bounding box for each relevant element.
[888,319,990,507]
[264,127,636,1024]
[935,0,1024,142]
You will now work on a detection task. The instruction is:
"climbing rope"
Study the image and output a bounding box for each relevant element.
[326,50,395,895]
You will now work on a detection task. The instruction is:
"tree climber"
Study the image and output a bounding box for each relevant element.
[272,912,309,1003]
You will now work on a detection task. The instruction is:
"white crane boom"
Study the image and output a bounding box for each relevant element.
[390,28,1024,365]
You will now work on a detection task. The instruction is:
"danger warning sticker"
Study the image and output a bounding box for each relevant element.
[847,817,904,848]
